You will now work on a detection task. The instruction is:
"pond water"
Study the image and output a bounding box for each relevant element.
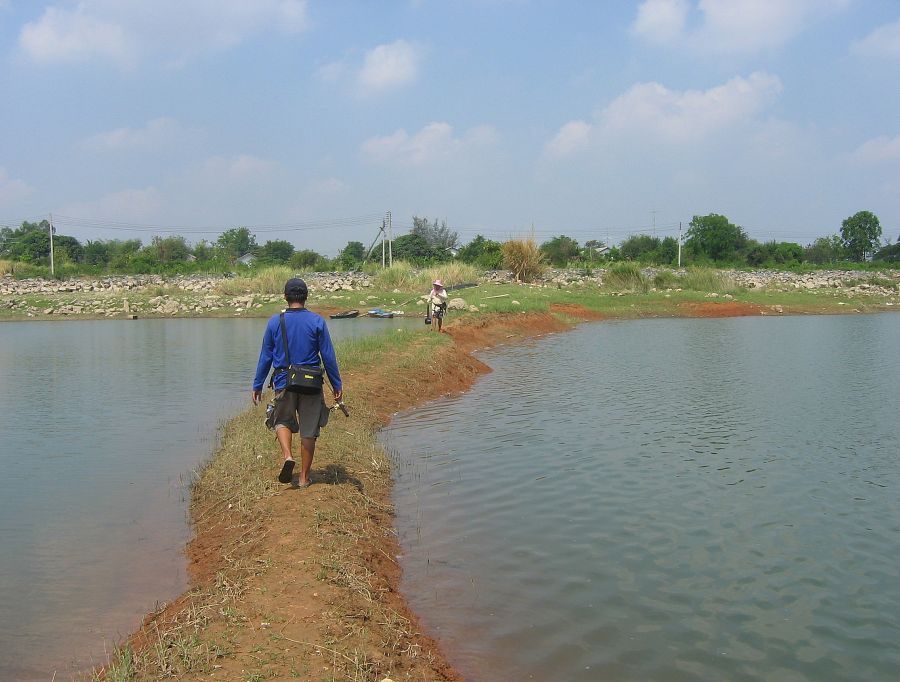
[0,315,416,681]
[382,314,900,681]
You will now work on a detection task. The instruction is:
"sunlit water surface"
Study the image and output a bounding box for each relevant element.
[382,314,900,681]
[0,316,416,680]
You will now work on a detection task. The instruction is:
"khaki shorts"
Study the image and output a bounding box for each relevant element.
[272,389,330,438]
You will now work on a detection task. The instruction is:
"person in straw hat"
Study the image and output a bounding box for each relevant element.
[427,279,449,332]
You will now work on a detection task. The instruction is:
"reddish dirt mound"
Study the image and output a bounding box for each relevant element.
[679,301,766,317]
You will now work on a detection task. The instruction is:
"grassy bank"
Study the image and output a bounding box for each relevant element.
[94,326,470,681]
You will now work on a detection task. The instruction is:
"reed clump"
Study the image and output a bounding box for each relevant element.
[215,266,294,295]
[502,238,545,283]
[603,262,650,292]
[679,267,738,293]
[652,269,680,289]
[371,260,418,290]
[421,262,480,289]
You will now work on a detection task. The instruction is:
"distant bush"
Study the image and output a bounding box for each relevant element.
[652,269,680,289]
[502,238,545,283]
[216,265,293,295]
[422,262,480,289]
[680,267,737,293]
[603,262,649,292]
[372,261,418,290]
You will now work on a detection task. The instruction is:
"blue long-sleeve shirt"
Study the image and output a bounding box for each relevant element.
[253,308,342,392]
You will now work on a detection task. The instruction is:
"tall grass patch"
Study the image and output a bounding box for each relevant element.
[0,259,13,276]
[371,260,418,290]
[652,269,680,289]
[422,262,480,288]
[502,238,545,282]
[215,265,293,295]
[603,262,650,292]
[680,267,738,293]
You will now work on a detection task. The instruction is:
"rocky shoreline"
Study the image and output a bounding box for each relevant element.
[1,268,898,318]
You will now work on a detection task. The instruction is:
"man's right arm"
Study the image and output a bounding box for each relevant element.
[252,320,275,395]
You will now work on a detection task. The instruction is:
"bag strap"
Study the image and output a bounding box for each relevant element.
[278,312,292,366]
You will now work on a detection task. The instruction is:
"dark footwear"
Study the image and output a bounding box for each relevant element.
[278,459,295,483]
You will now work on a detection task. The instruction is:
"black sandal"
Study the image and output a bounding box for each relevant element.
[278,459,295,483]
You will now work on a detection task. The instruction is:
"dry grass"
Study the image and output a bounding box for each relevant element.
[602,262,650,292]
[215,266,294,295]
[0,259,14,276]
[92,330,454,681]
[501,238,545,282]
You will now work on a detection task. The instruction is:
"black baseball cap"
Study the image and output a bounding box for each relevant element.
[284,277,308,296]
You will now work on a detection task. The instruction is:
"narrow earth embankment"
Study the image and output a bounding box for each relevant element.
[105,310,578,681]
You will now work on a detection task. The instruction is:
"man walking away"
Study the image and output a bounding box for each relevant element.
[252,278,343,488]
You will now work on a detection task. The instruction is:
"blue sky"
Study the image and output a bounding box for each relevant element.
[1,0,898,255]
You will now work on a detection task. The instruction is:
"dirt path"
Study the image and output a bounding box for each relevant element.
[109,310,579,681]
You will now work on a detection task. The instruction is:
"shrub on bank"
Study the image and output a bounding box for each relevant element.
[603,262,650,292]
[680,267,738,293]
[502,238,545,283]
[216,266,294,295]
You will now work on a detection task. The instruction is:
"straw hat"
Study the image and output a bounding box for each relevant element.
[433,279,444,287]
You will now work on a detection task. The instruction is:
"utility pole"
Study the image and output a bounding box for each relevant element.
[381,219,386,268]
[49,213,55,277]
[678,221,682,268]
[387,210,393,266]
[651,209,658,237]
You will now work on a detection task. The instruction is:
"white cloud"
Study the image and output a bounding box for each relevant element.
[361,122,496,164]
[315,60,346,83]
[546,71,782,156]
[631,0,850,53]
[631,0,689,44]
[20,5,132,65]
[357,40,420,93]
[851,18,900,58]
[853,134,900,164]
[79,117,188,152]
[19,0,309,67]
[545,120,592,157]
[0,168,34,206]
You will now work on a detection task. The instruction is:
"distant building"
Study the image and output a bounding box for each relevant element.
[236,253,255,266]
[185,254,197,262]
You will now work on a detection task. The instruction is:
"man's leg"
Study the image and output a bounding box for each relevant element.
[275,426,294,463]
[298,437,317,486]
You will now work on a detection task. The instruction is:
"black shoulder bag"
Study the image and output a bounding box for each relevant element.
[277,312,324,394]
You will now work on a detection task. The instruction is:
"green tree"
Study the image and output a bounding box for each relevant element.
[411,216,459,251]
[540,235,581,266]
[193,240,216,261]
[804,235,846,264]
[873,240,900,263]
[216,227,258,262]
[291,249,324,269]
[83,240,111,266]
[620,234,661,262]
[685,214,747,262]
[259,239,295,264]
[338,240,366,269]
[1,220,51,262]
[840,210,881,261]
[54,235,84,263]
[151,235,190,263]
[457,235,503,268]
[392,233,437,264]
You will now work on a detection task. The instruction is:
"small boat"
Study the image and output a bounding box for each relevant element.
[329,309,359,319]
[367,308,394,319]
